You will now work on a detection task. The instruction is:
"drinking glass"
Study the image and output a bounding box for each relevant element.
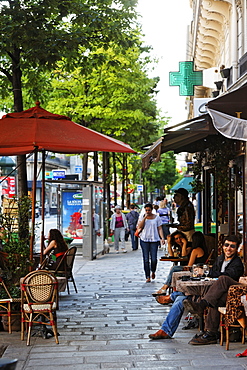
[203,264,209,278]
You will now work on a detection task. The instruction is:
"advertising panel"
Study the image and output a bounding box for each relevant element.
[0,176,16,197]
[61,190,83,239]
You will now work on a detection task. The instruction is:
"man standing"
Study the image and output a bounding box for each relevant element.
[174,188,195,242]
[183,235,244,345]
[149,235,243,341]
[126,204,139,250]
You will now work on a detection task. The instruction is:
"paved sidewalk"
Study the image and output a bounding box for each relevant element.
[1,241,247,369]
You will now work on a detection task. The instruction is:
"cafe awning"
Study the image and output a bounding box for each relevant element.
[207,82,247,141]
[141,114,219,170]
[171,176,194,192]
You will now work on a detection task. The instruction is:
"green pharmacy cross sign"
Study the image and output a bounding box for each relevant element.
[169,61,203,96]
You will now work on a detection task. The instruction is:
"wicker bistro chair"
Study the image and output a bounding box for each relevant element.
[218,283,247,350]
[0,277,21,334]
[53,246,78,294]
[20,270,59,346]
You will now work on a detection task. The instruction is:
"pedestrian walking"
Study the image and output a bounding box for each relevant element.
[110,205,128,253]
[137,203,165,282]
[126,204,139,250]
[156,200,171,240]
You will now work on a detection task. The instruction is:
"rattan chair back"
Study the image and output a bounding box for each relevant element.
[54,246,77,294]
[23,270,57,304]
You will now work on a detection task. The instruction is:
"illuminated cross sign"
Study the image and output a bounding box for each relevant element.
[169,61,203,96]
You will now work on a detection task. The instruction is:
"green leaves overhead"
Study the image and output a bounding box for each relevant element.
[0,0,138,79]
[44,43,160,150]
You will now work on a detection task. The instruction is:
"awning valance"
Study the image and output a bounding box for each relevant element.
[141,114,219,170]
[207,82,247,140]
[141,137,163,171]
[208,108,247,141]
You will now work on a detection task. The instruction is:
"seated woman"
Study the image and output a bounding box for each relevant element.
[43,229,68,270]
[154,231,208,299]
[153,231,192,296]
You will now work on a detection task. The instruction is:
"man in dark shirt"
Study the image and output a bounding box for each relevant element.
[126,204,139,250]
[174,188,195,242]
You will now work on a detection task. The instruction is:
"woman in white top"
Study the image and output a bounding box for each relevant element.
[138,203,165,282]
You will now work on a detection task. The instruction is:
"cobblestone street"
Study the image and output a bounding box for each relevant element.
[1,242,247,369]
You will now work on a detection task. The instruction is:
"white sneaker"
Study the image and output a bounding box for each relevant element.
[116,250,119,254]
[122,249,127,253]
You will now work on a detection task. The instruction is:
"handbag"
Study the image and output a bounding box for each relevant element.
[134,229,141,238]
[125,230,130,241]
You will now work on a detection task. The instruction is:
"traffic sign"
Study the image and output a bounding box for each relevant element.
[137,184,143,192]
[75,166,82,173]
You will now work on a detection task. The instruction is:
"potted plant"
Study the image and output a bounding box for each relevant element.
[0,196,32,331]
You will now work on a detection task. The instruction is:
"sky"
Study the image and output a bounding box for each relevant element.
[136,0,193,126]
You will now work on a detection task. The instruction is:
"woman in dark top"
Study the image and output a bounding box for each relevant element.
[153,231,207,296]
[187,231,208,266]
[44,228,68,269]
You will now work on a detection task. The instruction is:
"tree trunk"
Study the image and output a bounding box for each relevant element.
[103,152,111,237]
[82,153,88,180]
[121,153,126,209]
[12,45,28,242]
[106,153,111,223]
[112,153,117,206]
[126,158,130,209]
[12,46,28,198]
[93,152,98,181]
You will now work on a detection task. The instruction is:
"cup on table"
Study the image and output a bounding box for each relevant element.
[203,264,210,278]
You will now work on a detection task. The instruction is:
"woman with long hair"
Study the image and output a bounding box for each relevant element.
[44,228,68,269]
[138,203,165,282]
[155,231,208,304]
[187,231,208,266]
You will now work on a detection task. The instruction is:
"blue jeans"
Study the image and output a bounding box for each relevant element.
[140,240,159,278]
[130,229,138,250]
[165,265,184,286]
[161,291,187,337]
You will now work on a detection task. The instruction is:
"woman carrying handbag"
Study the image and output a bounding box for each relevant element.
[137,203,165,282]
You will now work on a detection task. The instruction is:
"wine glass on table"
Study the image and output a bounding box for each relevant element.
[203,264,209,279]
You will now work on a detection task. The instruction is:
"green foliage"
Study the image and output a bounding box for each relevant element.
[0,196,31,286]
[0,0,138,109]
[191,136,238,196]
[0,285,21,299]
[142,152,178,193]
[41,42,161,151]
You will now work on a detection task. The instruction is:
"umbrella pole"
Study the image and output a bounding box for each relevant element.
[40,150,46,264]
[30,149,38,268]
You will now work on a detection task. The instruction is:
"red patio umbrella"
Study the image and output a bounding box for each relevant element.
[0,102,136,155]
[0,102,136,263]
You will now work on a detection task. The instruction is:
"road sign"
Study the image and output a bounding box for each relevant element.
[137,184,143,192]
[75,166,82,173]
[53,170,66,179]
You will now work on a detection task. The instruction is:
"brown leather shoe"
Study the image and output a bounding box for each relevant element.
[149,329,171,340]
[155,295,172,305]
[151,272,155,279]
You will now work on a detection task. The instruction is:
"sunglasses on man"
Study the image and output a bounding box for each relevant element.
[223,242,237,248]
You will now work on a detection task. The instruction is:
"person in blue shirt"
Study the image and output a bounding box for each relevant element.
[126,204,139,250]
